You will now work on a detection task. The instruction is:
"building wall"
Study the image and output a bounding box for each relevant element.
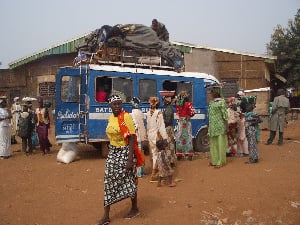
[1,48,274,104]
[184,49,218,79]
[0,69,26,104]
[2,53,75,106]
[183,48,273,98]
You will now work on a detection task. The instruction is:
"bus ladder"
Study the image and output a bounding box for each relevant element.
[78,64,88,144]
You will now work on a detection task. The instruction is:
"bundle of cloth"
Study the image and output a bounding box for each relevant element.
[76,24,183,69]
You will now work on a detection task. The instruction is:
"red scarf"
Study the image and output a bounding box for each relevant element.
[118,110,145,167]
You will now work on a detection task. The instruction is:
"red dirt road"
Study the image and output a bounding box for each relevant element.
[0,120,300,225]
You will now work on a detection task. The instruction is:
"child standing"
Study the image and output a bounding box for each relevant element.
[244,102,262,164]
[156,140,176,187]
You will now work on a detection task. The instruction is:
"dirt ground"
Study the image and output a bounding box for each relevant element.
[1,119,300,225]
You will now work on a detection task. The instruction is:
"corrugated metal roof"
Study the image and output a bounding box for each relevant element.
[8,32,91,69]
[171,41,277,60]
[8,33,276,69]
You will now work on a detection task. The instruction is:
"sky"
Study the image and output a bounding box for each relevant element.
[0,0,299,69]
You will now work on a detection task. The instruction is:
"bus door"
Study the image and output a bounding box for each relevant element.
[55,66,88,143]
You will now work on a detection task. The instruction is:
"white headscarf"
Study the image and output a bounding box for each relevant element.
[237,90,245,97]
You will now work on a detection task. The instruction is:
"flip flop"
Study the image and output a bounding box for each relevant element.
[208,162,214,167]
[124,210,140,219]
[96,218,110,225]
[168,182,176,187]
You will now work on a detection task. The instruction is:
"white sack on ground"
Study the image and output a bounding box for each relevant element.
[57,142,79,164]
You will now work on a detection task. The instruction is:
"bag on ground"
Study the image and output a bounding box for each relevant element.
[57,142,79,164]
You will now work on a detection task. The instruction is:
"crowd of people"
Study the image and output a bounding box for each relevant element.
[0,85,290,224]
[96,86,291,224]
[0,95,52,159]
[207,86,290,168]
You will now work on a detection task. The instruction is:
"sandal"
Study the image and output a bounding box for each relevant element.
[168,182,176,187]
[96,218,110,225]
[124,209,140,219]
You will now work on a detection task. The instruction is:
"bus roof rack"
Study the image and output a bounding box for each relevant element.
[74,47,184,72]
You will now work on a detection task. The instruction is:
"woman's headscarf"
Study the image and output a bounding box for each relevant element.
[149,97,159,109]
[228,97,235,106]
[237,90,245,98]
[0,96,7,105]
[108,95,122,103]
[177,90,189,107]
[163,96,172,105]
[131,97,140,109]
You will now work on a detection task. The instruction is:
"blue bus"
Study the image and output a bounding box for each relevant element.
[55,63,219,152]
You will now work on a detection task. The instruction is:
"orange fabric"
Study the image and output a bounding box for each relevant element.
[118,110,145,167]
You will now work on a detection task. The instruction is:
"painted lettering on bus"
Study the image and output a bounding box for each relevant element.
[95,107,112,113]
[62,123,76,134]
[57,109,79,119]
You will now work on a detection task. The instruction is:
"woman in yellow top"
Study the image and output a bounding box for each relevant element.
[97,95,139,225]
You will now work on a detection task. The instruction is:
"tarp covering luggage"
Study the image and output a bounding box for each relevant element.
[76,24,183,70]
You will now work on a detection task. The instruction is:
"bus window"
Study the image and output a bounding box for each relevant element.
[139,79,156,102]
[111,77,132,103]
[95,77,111,102]
[177,82,193,102]
[162,80,177,91]
[61,76,80,102]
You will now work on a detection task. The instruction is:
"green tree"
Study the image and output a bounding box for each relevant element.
[267,9,300,87]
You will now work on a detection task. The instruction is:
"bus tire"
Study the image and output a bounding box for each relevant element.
[193,128,209,152]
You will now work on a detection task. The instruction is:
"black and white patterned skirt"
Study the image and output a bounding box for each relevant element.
[104,144,137,207]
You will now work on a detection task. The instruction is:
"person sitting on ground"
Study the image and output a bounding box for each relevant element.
[151,19,169,42]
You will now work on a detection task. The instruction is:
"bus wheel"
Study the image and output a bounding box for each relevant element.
[194,128,209,152]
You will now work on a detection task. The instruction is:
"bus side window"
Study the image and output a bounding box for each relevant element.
[139,79,157,102]
[111,77,132,103]
[96,77,111,102]
[177,82,193,102]
[162,80,177,92]
[61,76,80,102]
